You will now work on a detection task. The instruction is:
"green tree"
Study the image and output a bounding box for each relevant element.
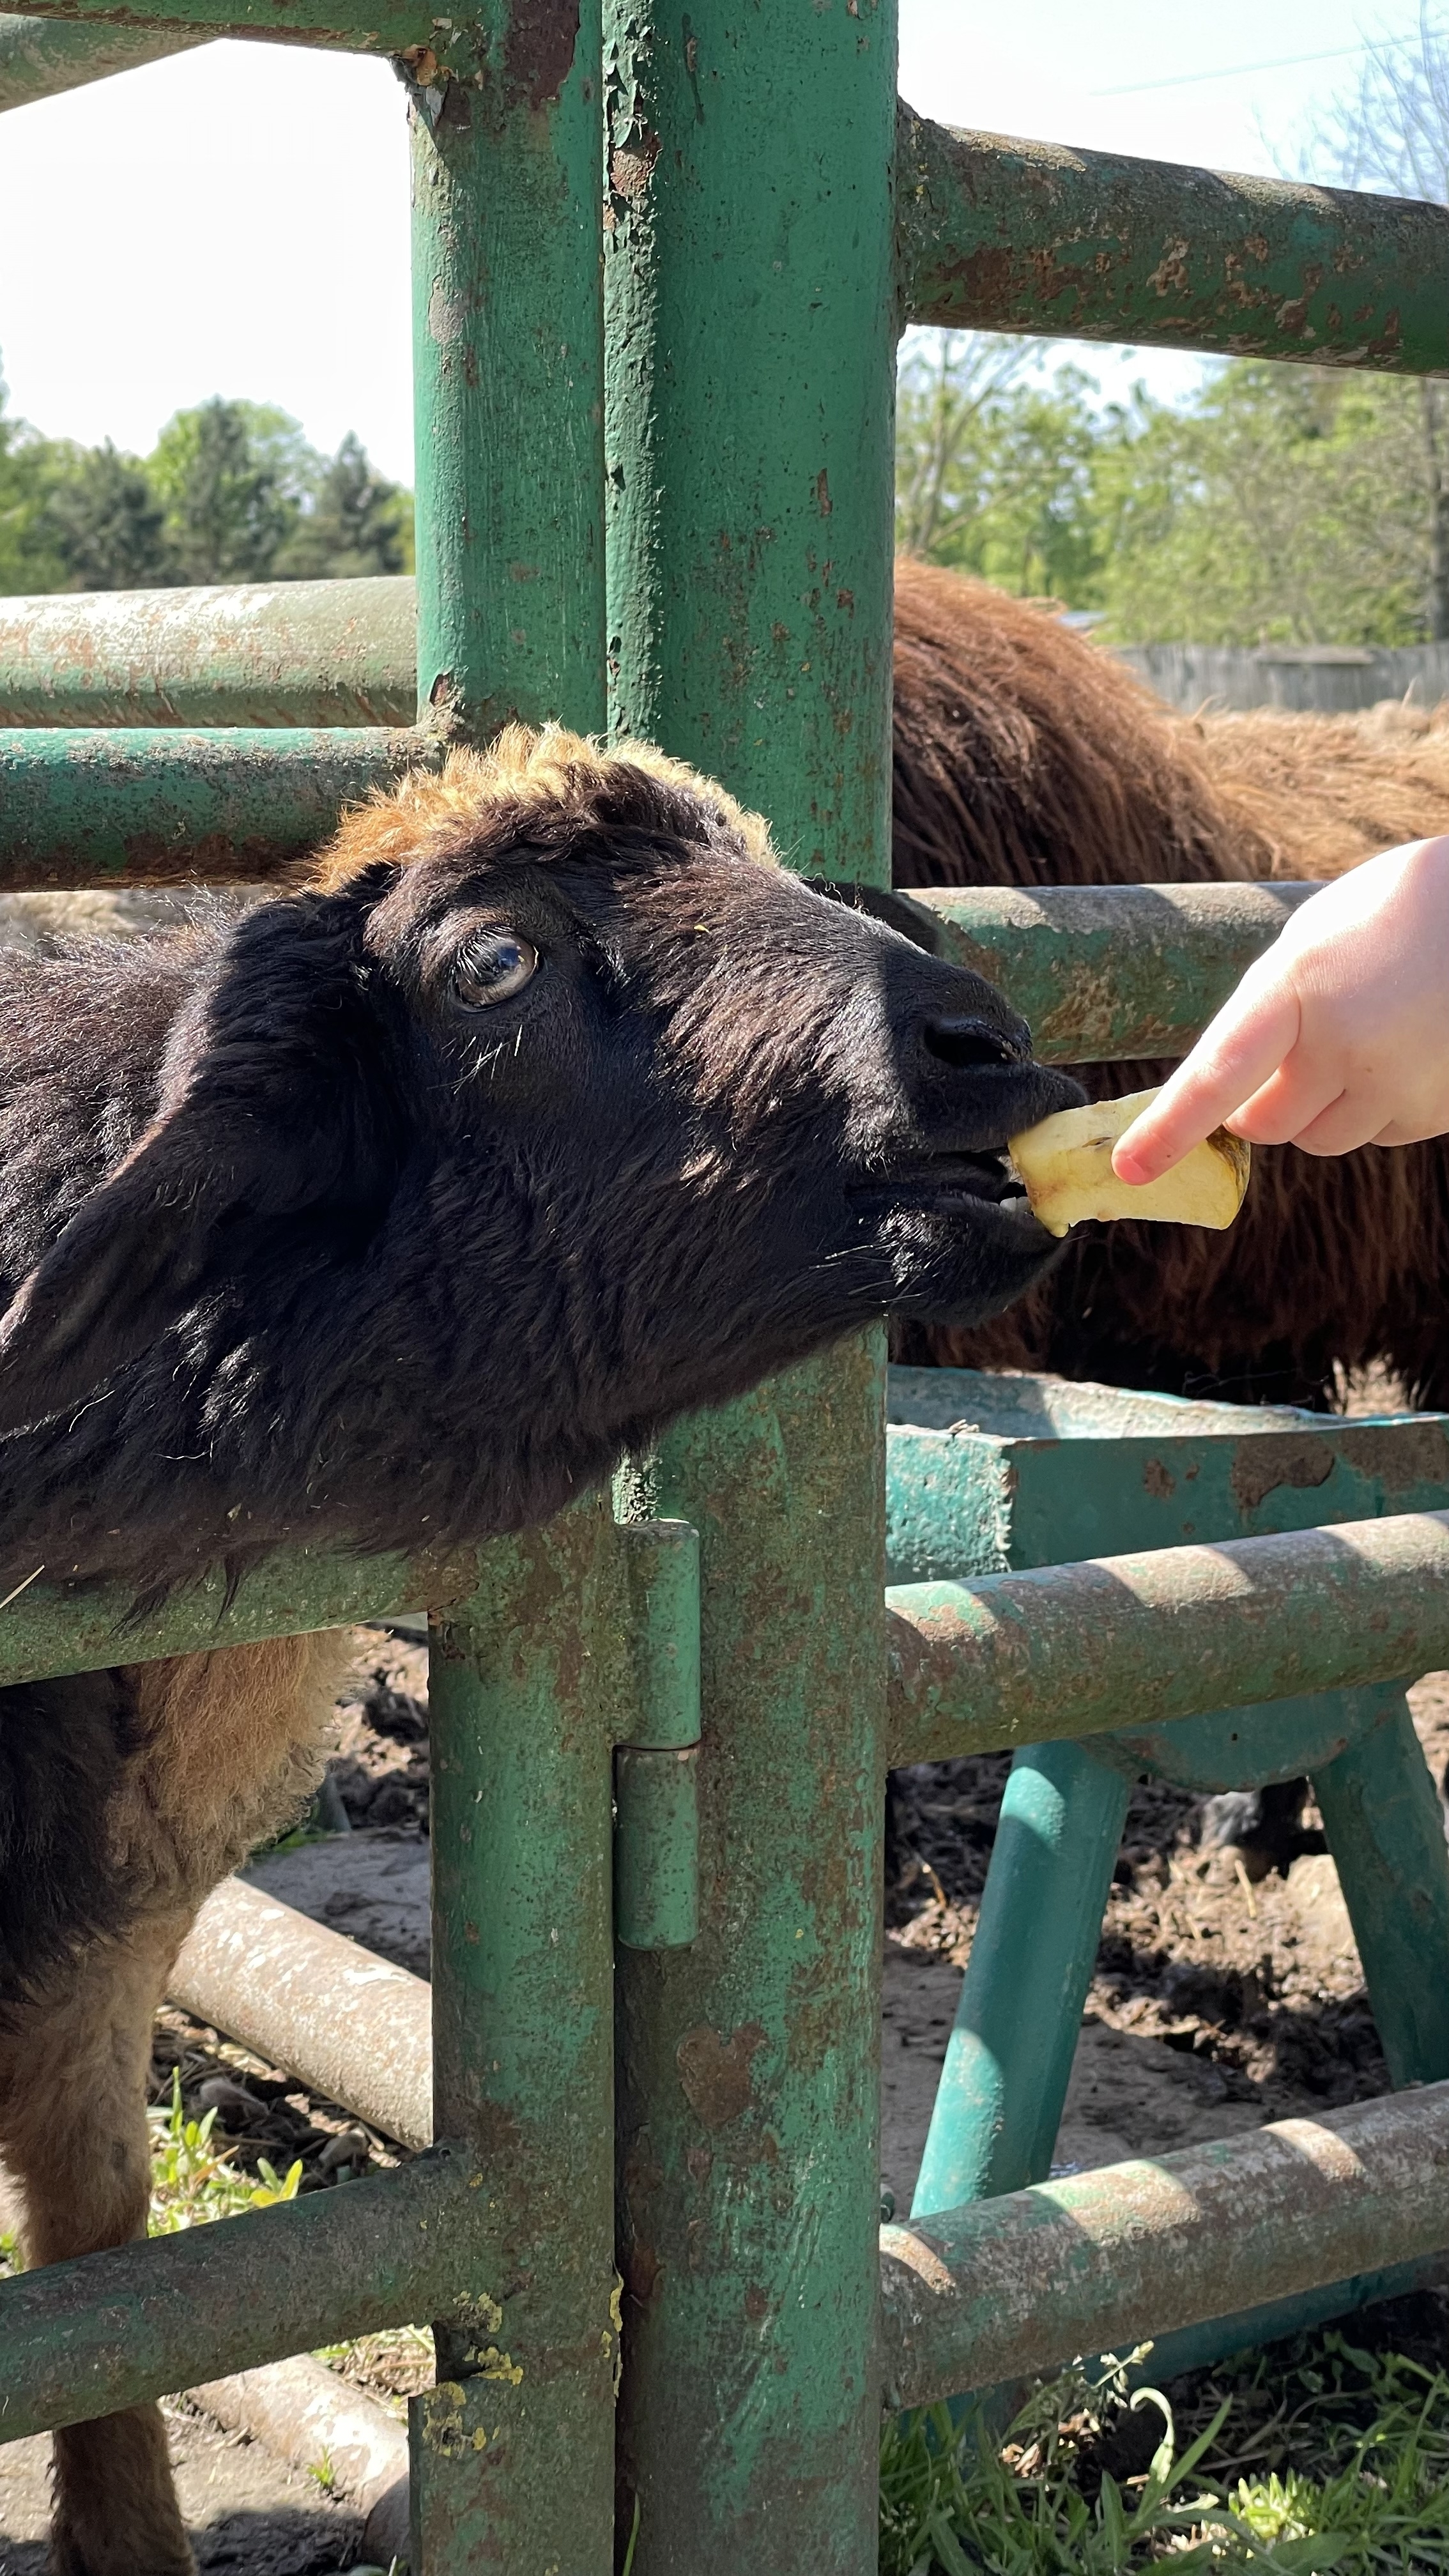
[0,360,65,594]
[896,341,1105,606]
[275,431,413,579]
[1284,10,1449,635]
[40,440,176,592]
[149,398,315,585]
[1092,364,1430,647]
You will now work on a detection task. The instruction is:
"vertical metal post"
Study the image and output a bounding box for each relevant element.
[409,9,606,742]
[417,1504,625,2575]
[605,6,898,2559]
[407,13,612,2567]
[910,1741,1131,2216]
[1314,1697,1449,2088]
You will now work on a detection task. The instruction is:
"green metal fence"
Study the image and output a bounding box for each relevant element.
[4,9,1449,2570]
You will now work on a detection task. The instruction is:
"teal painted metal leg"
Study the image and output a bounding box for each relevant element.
[1122,1697,1449,2386]
[1314,1694,1449,2088]
[910,1740,1130,2219]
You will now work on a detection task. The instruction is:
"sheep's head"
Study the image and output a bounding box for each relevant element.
[0,728,1080,1565]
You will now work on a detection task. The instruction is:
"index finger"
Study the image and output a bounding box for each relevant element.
[1111,977,1301,1183]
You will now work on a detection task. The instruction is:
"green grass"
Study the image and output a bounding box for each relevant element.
[146,2070,303,2230]
[880,2329,1449,2573]
[0,2072,300,2280]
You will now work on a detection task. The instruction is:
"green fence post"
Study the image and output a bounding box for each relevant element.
[605,3,898,2561]
[418,1503,626,2575]
[406,8,611,2564]
[408,6,606,744]
[1313,1696,1449,2089]
[910,1740,1131,2216]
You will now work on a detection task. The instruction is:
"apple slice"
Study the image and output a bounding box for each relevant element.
[1008,1085,1250,1239]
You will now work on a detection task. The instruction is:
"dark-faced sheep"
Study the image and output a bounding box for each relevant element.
[889,558,1449,1413]
[0,722,1077,2576]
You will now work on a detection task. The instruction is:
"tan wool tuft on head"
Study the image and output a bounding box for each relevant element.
[309,723,778,889]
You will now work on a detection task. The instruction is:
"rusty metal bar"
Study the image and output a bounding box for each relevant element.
[0,724,429,887]
[898,105,1449,374]
[169,1877,433,2150]
[0,0,447,63]
[0,2143,485,2442]
[0,11,203,107]
[0,1542,471,1691]
[904,882,1317,1064]
[0,723,431,887]
[0,580,415,727]
[881,2080,1449,2409]
[885,1508,1449,1768]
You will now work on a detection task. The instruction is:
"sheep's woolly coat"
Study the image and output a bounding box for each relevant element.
[890,561,1449,1409]
[0,719,1092,2576]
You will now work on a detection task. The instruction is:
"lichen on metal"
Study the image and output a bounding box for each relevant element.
[0,579,416,728]
[898,104,1449,375]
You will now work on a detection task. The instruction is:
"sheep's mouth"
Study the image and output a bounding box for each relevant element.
[859,1146,1036,1219]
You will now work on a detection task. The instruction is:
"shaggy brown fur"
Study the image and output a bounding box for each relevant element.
[891,562,1449,1408]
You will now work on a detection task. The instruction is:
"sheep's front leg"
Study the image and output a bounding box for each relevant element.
[0,1908,196,2576]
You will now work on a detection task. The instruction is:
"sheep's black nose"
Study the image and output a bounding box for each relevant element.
[921,1013,1027,1072]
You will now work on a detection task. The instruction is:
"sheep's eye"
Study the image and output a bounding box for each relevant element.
[452,931,539,1008]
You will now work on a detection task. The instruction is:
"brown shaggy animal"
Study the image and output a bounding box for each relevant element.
[891,560,1449,1411]
[0,724,1077,2576]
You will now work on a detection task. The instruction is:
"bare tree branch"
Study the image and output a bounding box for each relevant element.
[894,330,1044,556]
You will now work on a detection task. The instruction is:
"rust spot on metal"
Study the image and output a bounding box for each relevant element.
[1338,1420,1449,1494]
[676,2020,765,2128]
[503,0,582,112]
[1142,1458,1175,1501]
[610,130,659,199]
[744,2283,770,2322]
[815,470,832,517]
[1229,1437,1335,1517]
[1146,238,1190,297]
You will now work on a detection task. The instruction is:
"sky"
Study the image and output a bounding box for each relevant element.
[0,1,1434,483]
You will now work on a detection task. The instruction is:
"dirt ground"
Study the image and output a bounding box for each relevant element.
[882,1665,1449,2207]
[0,2407,364,2576]
[5,1621,1443,2569]
[202,1630,1449,2212]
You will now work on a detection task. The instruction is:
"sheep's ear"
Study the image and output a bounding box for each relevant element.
[0,895,402,1434]
[800,877,942,956]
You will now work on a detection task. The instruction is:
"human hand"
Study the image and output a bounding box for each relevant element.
[1111,836,1449,1184]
